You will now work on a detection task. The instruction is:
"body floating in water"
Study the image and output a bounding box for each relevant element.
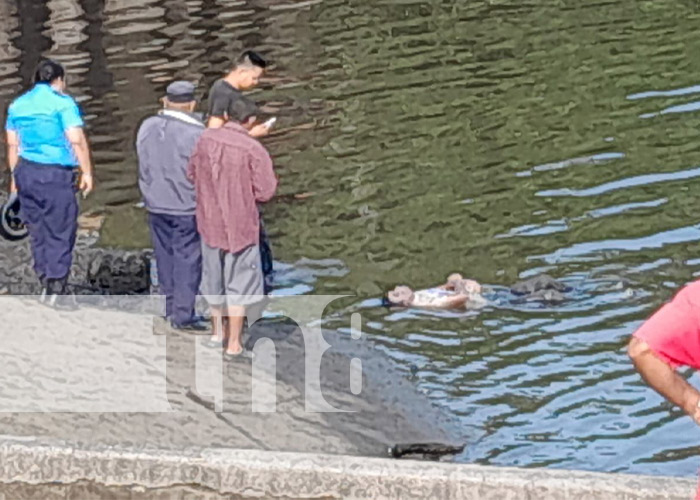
[386,273,568,309]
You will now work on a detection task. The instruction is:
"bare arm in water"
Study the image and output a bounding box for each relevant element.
[628,337,700,424]
[409,291,468,309]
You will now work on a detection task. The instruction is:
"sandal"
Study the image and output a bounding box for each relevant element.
[223,348,255,360]
[204,338,224,349]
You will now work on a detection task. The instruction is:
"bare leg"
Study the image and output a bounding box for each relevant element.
[224,305,246,355]
[210,305,225,344]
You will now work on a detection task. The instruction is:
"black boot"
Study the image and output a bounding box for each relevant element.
[38,275,48,303]
[45,277,77,311]
[170,316,210,334]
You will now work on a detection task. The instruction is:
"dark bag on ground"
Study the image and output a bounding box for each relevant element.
[86,251,151,295]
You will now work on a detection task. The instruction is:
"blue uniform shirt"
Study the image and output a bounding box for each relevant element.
[5,83,84,167]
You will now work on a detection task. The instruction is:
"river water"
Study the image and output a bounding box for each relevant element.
[2,0,700,478]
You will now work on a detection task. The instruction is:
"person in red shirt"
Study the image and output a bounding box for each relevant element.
[187,99,277,358]
[628,280,700,423]
[629,280,700,500]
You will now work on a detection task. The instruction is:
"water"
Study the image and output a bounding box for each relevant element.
[2,0,700,478]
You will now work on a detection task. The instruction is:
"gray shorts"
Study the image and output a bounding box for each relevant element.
[201,242,264,306]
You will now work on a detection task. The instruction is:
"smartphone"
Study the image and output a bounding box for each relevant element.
[263,117,277,129]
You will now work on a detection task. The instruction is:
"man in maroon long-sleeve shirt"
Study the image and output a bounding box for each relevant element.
[187,99,277,357]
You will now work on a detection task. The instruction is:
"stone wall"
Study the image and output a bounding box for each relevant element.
[0,439,694,500]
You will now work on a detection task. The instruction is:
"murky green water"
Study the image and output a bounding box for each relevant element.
[2,0,700,477]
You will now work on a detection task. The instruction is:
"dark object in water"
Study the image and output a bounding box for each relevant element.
[0,192,28,242]
[510,274,569,296]
[519,288,567,303]
[388,442,465,460]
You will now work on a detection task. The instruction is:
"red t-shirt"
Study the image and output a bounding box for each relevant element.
[634,280,700,370]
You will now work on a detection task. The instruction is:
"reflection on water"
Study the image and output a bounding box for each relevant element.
[2,0,700,477]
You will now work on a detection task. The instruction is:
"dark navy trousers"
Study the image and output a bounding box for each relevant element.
[14,158,78,281]
[259,217,273,294]
[148,212,201,326]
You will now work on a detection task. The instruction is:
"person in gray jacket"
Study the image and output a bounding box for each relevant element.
[136,81,207,332]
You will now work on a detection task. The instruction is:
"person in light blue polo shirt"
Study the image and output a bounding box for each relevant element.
[5,59,94,307]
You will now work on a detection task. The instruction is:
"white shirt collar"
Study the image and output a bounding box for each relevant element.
[159,109,203,127]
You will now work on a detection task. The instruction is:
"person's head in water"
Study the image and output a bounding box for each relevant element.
[163,80,197,113]
[447,273,463,289]
[34,59,66,92]
[457,279,482,295]
[225,51,267,91]
[446,273,482,295]
[387,285,415,307]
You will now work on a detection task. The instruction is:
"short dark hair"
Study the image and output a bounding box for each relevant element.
[34,59,65,85]
[237,50,267,70]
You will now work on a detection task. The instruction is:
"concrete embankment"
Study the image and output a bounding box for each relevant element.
[0,294,458,456]
[0,439,694,500]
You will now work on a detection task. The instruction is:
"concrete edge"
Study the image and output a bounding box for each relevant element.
[0,437,694,499]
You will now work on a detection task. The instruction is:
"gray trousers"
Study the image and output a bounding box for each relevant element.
[201,242,263,307]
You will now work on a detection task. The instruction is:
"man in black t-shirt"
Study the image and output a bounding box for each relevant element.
[206,51,270,139]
